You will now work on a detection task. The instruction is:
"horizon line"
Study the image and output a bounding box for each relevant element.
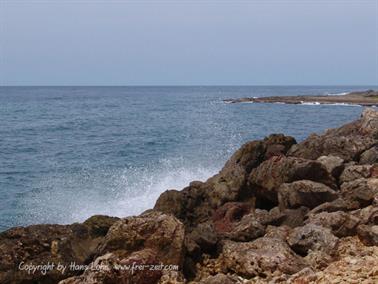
[1,84,378,88]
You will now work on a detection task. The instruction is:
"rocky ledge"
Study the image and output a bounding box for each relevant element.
[224,89,378,106]
[1,108,378,284]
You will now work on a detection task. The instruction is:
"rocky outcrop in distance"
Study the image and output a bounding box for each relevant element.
[224,89,378,106]
[1,108,378,284]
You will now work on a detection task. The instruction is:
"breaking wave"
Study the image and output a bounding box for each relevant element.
[21,158,219,226]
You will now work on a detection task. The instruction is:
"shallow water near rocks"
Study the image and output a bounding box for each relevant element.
[0,86,376,231]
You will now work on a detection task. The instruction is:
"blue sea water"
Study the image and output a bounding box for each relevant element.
[0,86,376,231]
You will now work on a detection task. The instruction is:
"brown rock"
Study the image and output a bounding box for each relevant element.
[59,249,165,284]
[305,211,360,237]
[198,273,238,284]
[357,224,378,246]
[339,164,378,183]
[287,224,339,256]
[359,146,378,164]
[294,236,378,283]
[351,205,378,225]
[225,213,266,242]
[268,206,309,228]
[212,202,251,234]
[278,180,338,210]
[220,237,305,278]
[340,178,378,208]
[0,223,104,284]
[310,198,361,214]
[154,182,213,227]
[97,211,185,267]
[317,155,345,178]
[264,225,292,241]
[206,134,296,208]
[83,215,120,237]
[288,108,378,161]
[248,156,336,208]
[188,222,218,252]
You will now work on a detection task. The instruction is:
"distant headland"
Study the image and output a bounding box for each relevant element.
[224,89,378,106]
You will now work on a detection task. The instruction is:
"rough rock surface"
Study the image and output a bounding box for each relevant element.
[1,108,378,284]
[288,108,378,161]
[0,216,118,284]
[278,180,338,210]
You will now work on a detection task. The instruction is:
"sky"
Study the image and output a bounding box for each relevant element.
[0,0,377,86]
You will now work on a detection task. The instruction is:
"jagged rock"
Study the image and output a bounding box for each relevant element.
[278,180,338,210]
[287,224,339,256]
[0,222,108,284]
[58,249,167,284]
[304,250,333,270]
[360,108,378,135]
[154,182,213,227]
[97,211,185,267]
[287,267,317,283]
[206,134,296,208]
[264,225,292,241]
[340,178,378,208]
[212,202,251,234]
[225,213,266,242]
[351,205,378,225]
[310,198,361,214]
[360,146,378,164]
[83,215,120,237]
[198,273,238,284]
[295,237,378,283]
[268,206,309,228]
[158,270,186,284]
[305,211,360,237]
[62,212,186,284]
[317,155,345,178]
[357,224,378,246]
[248,156,336,208]
[188,222,218,252]
[212,204,268,242]
[154,189,185,219]
[288,108,378,161]
[219,238,305,278]
[339,164,378,183]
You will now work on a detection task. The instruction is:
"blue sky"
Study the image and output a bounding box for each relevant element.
[1,0,377,86]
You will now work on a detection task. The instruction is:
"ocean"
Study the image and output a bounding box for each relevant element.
[0,86,375,231]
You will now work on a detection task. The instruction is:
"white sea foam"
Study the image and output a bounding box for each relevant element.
[326,92,349,96]
[299,101,361,107]
[300,101,321,105]
[23,158,219,225]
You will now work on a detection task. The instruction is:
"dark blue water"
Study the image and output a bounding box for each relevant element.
[0,86,375,231]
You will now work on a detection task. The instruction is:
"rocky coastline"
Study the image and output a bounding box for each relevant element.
[1,108,378,284]
[224,90,378,106]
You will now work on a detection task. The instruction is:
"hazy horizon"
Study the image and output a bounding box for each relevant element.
[1,1,377,86]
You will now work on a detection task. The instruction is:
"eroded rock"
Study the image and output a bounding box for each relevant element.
[278,180,337,210]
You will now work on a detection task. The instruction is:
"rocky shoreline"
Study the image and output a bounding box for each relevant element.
[1,108,378,284]
[224,90,378,106]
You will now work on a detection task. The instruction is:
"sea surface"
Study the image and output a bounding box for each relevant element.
[0,86,376,231]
